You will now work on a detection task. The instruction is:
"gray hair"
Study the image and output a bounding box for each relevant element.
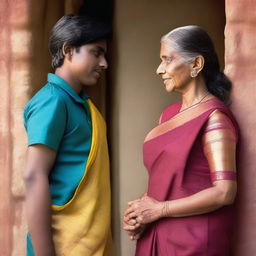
[161,25,201,63]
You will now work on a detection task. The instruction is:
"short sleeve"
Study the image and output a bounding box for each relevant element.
[24,94,67,151]
[202,110,237,182]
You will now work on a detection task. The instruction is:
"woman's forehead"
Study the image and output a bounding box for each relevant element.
[160,42,177,57]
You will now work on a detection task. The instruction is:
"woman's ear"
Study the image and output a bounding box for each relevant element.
[192,55,205,74]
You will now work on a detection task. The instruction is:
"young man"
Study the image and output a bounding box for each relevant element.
[23,15,112,256]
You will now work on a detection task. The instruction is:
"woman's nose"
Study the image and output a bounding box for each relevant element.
[156,62,165,75]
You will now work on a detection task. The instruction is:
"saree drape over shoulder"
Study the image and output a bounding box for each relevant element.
[51,100,112,256]
[136,98,238,256]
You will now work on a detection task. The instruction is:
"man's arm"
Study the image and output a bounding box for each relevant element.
[24,144,57,256]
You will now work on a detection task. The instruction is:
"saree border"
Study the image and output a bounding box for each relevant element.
[144,97,220,143]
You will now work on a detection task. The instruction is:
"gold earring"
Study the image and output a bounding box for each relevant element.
[190,70,198,78]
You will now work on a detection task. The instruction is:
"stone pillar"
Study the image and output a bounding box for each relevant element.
[225,0,256,255]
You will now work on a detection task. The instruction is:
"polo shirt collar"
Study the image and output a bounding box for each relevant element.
[47,73,89,103]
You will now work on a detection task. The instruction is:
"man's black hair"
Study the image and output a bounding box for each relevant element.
[49,14,111,69]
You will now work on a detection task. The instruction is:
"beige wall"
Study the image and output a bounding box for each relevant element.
[110,1,225,255]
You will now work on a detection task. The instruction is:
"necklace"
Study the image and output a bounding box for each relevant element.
[179,93,210,113]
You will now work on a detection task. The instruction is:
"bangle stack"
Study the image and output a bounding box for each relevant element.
[162,201,170,217]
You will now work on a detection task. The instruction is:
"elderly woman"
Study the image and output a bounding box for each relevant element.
[123,25,238,256]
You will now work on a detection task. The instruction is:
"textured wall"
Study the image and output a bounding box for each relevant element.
[225,0,256,255]
[0,1,31,255]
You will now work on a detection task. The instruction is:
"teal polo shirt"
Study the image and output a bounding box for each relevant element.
[23,73,92,206]
[24,73,92,256]
[24,73,93,256]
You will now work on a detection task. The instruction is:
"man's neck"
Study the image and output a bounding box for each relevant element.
[55,68,82,94]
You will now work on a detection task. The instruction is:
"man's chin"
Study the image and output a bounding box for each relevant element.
[83,79,98,87]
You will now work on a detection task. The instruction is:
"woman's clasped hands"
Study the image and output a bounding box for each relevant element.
[123,195,167,240]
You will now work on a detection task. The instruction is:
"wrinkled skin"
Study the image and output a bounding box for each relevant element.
[123,195,164,240]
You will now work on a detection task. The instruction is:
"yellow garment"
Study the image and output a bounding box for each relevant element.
[51,99,112,256]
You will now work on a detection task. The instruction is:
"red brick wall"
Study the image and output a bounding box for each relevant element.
[225,0,256,254]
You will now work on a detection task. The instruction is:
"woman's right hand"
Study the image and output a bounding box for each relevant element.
[127,225,146,240]
[123,216,146,240]
[123,203,147,240]
[123,193,148,240]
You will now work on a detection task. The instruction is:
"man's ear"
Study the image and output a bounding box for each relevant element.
[62,43,73,60]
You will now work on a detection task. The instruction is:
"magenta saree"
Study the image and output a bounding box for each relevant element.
[136,98,238,256]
